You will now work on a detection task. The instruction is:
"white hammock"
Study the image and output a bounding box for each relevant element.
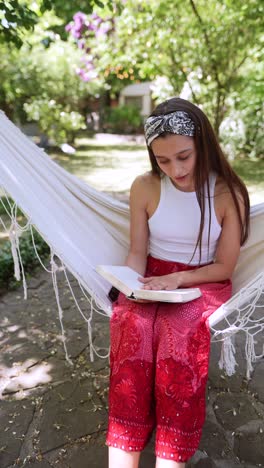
[0,110,263,378]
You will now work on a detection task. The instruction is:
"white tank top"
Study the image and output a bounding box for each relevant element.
[148,173,222,265]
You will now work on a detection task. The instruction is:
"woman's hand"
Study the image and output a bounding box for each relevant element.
[138,272,184,290]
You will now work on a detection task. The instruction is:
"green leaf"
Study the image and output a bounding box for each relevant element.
[94,0,105,8]
[40,0,53,14]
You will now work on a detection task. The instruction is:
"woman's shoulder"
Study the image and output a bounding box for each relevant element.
[130,172,160,211]
[214,176,244,218]
[131,171,160,193]
[215,176,229,196]
[215,176,243,201]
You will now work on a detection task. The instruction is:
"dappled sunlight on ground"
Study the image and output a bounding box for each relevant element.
[0,270,111,467]
[0,359,53,398]
[0,312,55,399]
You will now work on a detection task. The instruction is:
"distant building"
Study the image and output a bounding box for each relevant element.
[119,82,154,119]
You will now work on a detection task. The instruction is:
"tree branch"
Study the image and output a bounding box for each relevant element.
[189,0,223,89]
[168,46,198,102]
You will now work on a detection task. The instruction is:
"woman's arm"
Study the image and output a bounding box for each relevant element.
[139,189,246,290]
[125,175,150,276]
[181,190,246,285]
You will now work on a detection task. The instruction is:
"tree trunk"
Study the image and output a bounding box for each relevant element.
[98,88,111,132]
[214,90,226,136]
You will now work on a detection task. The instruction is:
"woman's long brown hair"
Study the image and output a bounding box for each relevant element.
[147,97,250,264]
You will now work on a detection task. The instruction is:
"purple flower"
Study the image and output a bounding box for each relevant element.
[91,13,103,23]
[73,12,87,24]
[72,30,81,39]
[96,22,111,37]
[65,23,72,32]
[83,70,98,81]
[81,56,93,65]
[76,67,97,82]
[70,11,89,37]
[78,39,85,49]
[86,62,95,71]
[87,23,96,31]
[76,67,84,77]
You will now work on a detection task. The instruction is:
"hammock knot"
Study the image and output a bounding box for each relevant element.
[50,255,65,273]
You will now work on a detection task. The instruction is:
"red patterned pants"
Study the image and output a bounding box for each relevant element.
[106,255,232,462]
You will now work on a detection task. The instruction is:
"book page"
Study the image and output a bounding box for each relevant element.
[133,287,201,302]
[96,265,201,303]
[96,265,142,296]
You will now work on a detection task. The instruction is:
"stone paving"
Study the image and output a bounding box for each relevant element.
[0,265,263,468]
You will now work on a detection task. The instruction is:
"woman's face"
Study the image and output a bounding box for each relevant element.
[151,134,197,192]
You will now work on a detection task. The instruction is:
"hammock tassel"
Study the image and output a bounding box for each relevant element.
[8,220,28,300]
[245,333,257,380]
[218,329,238,376]
[50,252,73,366]
[87,316,94,362]
[9,221,21,281]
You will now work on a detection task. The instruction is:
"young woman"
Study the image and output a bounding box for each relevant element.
[106,97,250,468]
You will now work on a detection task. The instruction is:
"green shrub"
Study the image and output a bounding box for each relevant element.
[103,105,143,134]
[0,228,50,293]
[24,100,86,145]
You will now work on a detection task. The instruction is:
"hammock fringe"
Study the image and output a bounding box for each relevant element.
[0,198,110,364]
[1,196,263,379]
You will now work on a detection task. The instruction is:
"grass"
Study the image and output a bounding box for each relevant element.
[49,137,264,203]
[48,136,149,194]
[232,158,264,199]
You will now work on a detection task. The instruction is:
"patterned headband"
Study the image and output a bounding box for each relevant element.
[144,111,196,146]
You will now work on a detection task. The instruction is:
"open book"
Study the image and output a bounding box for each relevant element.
[96,265,202,303]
